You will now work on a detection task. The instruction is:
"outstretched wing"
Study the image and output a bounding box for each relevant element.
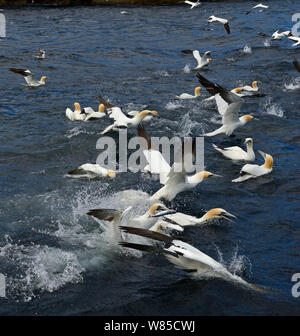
[98,95,115,109]
[9,68,32,77]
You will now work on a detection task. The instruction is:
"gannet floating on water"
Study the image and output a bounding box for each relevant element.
[288,36,300,47]
[246,3,269,15]
[65,102,86,121]
[9,68,46,87]
[293,59,300,73]
[67,163,116,179]
[34,48,45,59]
[184,0,201,9]
[176,86,201,99]
[197,73,257,137]
[213,138,255,162]
[120,227,264,292]
[207,16,230,35]
[271,30,292,40]
[241,81,259,92]
[232,150,273,183]
[150,208,236,232]
[82,104,106,121]
[182,50,212,69]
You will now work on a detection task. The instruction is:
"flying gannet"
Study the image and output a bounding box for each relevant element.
[212,138,255,161]
[182,50,212,69]
[120,227,264,292]
[207,16,230,35]
[232,150,273,182]
[197,73,257,137]
[288,36,300,47]
[35,48,46,59]
[9,68,46,87]
[271,30,292,40]
[203,87,244,102]
[184,0,201,9]
[176,86,201,99]
[66,163,117,179]
[246,3,269,15]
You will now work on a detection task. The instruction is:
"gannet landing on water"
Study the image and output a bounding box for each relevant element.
[67,163,116,179]
[120,227,264,292]
[184,0,201,9]
[271,30,292,40]
[182,50,212,69]
[9,68,46,87]
[197,73,257,137]
[293,59,300,73]
[34,48,46,59]
[288,36,300,47]
[232,150,273,183]
[213,138,255,162]
[150,208,236,232]
[176,86,201,99]
[207,16,230,35]
[246,3,269,15]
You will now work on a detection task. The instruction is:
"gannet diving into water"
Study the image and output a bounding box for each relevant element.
[207,16,230,35]
[213,138,255,162]
[232,150,273,182]
[120,227,264,292]
[212,138,255,161]
[197,73,257,137]
[66,163,116,179]
[246,3,269,15]
[176,86,201,99]
[184,0,201,9]
[9,68,46,87]
[182,50,212,69]
[34,48,46,59]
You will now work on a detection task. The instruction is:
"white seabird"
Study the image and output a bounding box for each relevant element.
[246,3,269,15]
[66,163,117,179]
[207,15,230,35]
[232,150,273,183]
[120,227,264,292]
[240,81,259,92]
[176,86,201,99]
[184,0,201,9]
[9,68,46,87]
[83,104,106,121]
[182,49,212,69]
[213,138,255,162]
[65,102,86,121]
[34,48,46,59]
[197,73,257,137]
[271,30,292,40]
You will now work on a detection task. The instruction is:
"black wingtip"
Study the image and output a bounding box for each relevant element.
[67,168,84,175]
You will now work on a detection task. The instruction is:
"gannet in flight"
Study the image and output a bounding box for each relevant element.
[293,59,300,73]
[35,48,46,59]
[213,138,255,162]
[176,86,201,99]
[87,204,175,243]
[149,208,236,232]
[271,30,292,40]
[184,0,201,9]
[67,163,116,179]
[197,73,257,137]
[246,3,269,15]
[207,16,230,35]
[203,87,243,102]
[232,150,273,183]
[9,68,46,87]
[182,49,212,69]
[288,36,300,47]
[120,227,264,292]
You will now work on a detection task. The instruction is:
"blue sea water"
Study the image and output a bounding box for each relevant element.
[0,1,300,315]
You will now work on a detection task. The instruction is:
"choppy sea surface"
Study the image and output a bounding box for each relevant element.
[0,1,300,315]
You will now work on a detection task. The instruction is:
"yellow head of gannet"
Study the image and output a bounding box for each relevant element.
[244,137,253,144]
[148,203,175,217]
[98,104,105,113]
[194,171,222,182]
[261,152,274,169]
[240,114,254,124]
[232,87,244,93]
[107,170,117,178]
[138,110,159,118]
[194,86,201,96]
[74,102,81,111]
[252,81,258,89]
[40,76,47,83]
[203,208,237,221]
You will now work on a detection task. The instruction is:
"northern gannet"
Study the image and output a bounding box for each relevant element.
[9,68,46,87]
[87,203,176,242]
[120,227,264,292]
[246,3,269,15]
[197,73,257,137]
[184,0,201,9]
[232,150,273,182]
[182,49,212,69]
[67,163,116,179]
[65,102,86,121]
[212,138,255,161]
[35,48,46,59]
[288,36,300,47]
[241,81,259,92]
[293,59,300,73]
[150,208,236,232]
[176,86,201,99]
[82,104,106,121]
[271,30,292,40]
[207,16,230,35]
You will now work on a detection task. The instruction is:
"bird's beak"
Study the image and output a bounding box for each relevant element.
[151,209,176,218]
[212,174,222,178]
[152,111,160,118]
[222,211,237,221]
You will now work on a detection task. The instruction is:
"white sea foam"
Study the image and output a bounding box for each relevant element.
[284,77,300,91]
[261,97,284,117]
[242,45,252,54]
[165,101,183,110]
[183,64,191,73]
[264,38,271,47]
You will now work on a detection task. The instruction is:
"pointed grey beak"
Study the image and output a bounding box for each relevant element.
[151,209,176,218]
[221,212,237,223]
[212,174,222,178]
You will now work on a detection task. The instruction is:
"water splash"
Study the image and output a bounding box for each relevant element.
[264,38,271,47]
[165,101,183,110]
[183,64,191,73]
[284,77,300,91]
[261,97,284,117]
[242,45,252,54]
